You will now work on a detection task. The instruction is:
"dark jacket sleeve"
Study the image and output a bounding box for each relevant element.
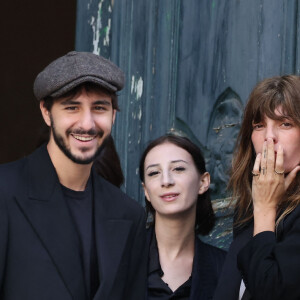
[0,193,8,292]
[237,212,300,300]
[123,208,147,300]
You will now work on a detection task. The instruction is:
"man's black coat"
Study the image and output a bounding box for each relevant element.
[0,145,147,300]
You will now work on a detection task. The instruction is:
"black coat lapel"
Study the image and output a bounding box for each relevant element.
[241,288,252,300]
[213,224,253,300]
[15,145,86,300]
[191,238,217,299]
[92,172,133,299]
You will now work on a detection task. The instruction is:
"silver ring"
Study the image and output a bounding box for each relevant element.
[252,171,260,176]
[274,169,285,175]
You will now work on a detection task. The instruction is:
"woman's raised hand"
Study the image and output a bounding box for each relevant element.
[252,138,299,235]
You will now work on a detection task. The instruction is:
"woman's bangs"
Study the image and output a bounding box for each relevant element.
[252,93,299,125]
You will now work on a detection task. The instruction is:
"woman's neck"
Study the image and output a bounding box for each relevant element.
[154,213,195,259]
[154,213,196,291]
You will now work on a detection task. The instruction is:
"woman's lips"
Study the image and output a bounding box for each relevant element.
[160,193,179,202]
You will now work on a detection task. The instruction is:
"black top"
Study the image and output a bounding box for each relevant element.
[62,177,99,299]
[147,226,226,300]
[147,232,193,300]
[214,204,300,300]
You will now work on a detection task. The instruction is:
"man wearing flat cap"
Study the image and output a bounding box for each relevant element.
[0,51,147,300]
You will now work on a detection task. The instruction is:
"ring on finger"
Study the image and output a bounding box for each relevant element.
[274,169,285,175]
[251,171,260,176]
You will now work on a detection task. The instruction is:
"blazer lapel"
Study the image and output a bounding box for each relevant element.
[213,224,253,300]
[190,238,219,299]
[15,145,86,300]
[241,289,252,300]
[92,173,133,299]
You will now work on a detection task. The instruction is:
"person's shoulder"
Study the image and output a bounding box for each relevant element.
[286,204,300,219]
[0,157,27,187]
[277,203,300,239]
[0,145,46,177]
[197,237,227,259]
[0,156,26,171]
[94,173,145,215]
[0,145,48,193]
[194,237,227,279]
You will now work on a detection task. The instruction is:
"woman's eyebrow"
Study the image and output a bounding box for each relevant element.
[170,159,188,164]
[145,164,159,171]
[145,159,189,170]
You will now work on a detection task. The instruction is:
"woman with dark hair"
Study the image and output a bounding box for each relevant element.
[214,75,300,300]
[139,134,226,300]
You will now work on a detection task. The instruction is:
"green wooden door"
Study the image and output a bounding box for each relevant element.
[76,0,300,249]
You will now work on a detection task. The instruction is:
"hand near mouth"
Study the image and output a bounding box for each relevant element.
[252,139,300,235]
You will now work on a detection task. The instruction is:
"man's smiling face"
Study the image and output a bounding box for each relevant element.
[41,86,116,164]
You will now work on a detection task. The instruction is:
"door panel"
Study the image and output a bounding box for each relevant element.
[76,0,300,248]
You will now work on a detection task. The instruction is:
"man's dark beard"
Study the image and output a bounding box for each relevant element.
[50,117,108,165]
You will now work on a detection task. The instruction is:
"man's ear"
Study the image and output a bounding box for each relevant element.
[142,182,151,202]
[198,172,210,195]
[112,109,116,124]
[40,101,51,127]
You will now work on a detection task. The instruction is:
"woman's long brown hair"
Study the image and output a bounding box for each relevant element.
[229,75,300,228]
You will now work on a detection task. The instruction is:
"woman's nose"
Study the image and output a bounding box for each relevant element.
[264,125,278,143]
[161,171,175,187]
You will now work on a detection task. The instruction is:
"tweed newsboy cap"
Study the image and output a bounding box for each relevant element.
[33,51,125,100]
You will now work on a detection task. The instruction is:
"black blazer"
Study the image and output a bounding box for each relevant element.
[0,145,147,300]
[146,227,226,299]
[213,205,300,300]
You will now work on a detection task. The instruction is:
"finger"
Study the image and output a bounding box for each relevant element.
[267,138,275,174]
[285,165,300,190]
[261,141,267,176]
[253,153,261,175]
[275,144,284,173]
